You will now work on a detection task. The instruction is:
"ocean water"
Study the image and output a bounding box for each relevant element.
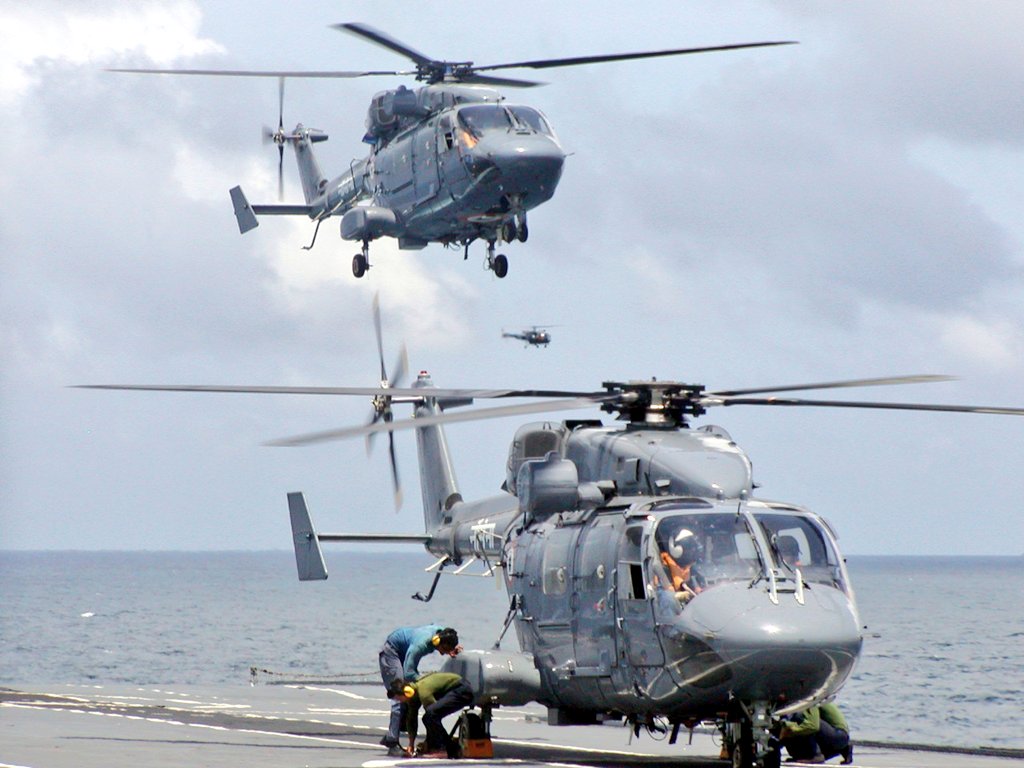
[1,551,1021,749]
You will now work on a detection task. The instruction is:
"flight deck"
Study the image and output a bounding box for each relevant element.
[1,682,1018,768]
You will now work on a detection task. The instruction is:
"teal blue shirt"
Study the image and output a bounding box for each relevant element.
[385,624,444,681]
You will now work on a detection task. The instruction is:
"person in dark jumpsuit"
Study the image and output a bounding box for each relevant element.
[392,671,475,758]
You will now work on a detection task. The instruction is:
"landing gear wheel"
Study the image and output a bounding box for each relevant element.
[731,720,753,768]
[493,254,509,278]
[501,220,517,243]
[516,219,528,243]
[352,253,367,278]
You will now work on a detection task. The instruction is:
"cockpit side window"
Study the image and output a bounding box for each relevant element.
[457,105,512,137]
[754,512,847,593]
[648,512,762,614]
[507,106,553,135]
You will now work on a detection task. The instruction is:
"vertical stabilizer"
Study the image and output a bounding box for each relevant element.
[413,374,463,533]
[288,492,328,580]
[229,186,259,233]
[291,124,328,205]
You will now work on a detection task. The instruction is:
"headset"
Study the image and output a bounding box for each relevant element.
[403,684,416,698]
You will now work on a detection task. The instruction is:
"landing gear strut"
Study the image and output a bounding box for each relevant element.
[726,702,779,768]
[352,240,370,278]
[485,240,509,279]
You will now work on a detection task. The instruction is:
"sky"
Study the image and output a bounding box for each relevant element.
[1,0,1022,555]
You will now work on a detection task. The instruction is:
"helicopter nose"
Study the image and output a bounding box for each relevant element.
[665,583,862,702]
[480,135,565,194]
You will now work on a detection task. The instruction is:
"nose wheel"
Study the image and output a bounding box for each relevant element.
[352,241,371,278]
[485,241,509,279]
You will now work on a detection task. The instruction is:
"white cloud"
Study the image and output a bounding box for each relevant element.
[172,143,272,205]
[935,313,1024,370]
[255,216,478,354]
[0,1,223,107]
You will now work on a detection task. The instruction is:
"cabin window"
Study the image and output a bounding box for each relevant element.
[627,562,646,599]
[542,532,573,597]
[439,115,454,150]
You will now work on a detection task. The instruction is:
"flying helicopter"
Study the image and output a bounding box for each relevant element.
[109,23,794,279]
[79,337,1024,768]
[502,325,554,347]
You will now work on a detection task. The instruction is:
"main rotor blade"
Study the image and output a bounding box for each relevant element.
[107,67,408,79]
[73,384,603,399]
[266,398,602,447]
[333,22,435,67]
[710,374,955,398]
[704,395,1024,417]
[460,73,544,88]
[473,40,796,73]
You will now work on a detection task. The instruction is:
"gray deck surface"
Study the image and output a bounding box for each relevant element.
[1,683,1019,768]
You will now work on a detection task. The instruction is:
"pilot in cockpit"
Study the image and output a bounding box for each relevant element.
[654,524,707,605]
[776,535,802,568]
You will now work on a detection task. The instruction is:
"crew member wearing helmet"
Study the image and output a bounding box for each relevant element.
[379,625,462,756]
[655,523,706,604]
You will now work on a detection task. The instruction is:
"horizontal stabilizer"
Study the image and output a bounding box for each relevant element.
[252,204,318,216]
[287,492,328,581]
[229,186,259,233]
[317,533,431,544]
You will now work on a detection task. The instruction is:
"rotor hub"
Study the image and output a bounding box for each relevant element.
[600,380,707,429]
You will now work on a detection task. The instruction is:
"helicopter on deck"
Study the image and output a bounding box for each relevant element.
[80,351,1024,767]
[502,325,553,347]
[109,23,793,280]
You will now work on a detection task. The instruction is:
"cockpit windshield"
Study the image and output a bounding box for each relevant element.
[457,105,512,137]
[753,511,848,593]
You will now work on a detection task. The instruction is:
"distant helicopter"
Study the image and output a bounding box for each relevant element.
[109,23,794,279]
[502,325,553,347]
[79,346,1024,768]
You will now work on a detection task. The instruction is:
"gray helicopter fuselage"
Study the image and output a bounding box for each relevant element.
[301,84,565,249]
[500,496,861,719]
[408,380,861,723]
[364,85,564,246]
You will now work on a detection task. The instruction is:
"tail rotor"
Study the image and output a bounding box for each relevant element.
[366,292,409,510]
[262,76,287,200]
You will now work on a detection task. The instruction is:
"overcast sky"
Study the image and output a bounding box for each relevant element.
[2,1,1022,555]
